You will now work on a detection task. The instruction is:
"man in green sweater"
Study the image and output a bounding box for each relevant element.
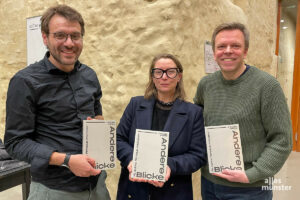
[194,22,292,199]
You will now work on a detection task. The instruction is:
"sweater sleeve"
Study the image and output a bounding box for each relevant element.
[193,78,205,106]
[245,80,293,183]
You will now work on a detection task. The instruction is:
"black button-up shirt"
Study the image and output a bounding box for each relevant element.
[4,52,103,192]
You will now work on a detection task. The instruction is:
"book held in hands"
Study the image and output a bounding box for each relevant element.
[205,124,244,173]
[131,129,169,182]
[82,120,116,170]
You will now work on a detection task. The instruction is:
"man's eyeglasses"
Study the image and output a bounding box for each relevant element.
[152,68,180,79]
[50,32,83,43]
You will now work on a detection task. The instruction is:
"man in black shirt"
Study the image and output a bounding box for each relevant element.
[4,5,110,200]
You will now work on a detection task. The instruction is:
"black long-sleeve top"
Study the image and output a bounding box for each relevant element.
[4,52,103,192]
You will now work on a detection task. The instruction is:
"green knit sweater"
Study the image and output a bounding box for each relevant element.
[194,65,293,187]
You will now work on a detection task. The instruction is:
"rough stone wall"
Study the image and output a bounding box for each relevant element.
[0,0,278,199]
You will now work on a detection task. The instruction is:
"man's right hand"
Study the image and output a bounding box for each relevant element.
[68,154,101,177]
[49,152,101,177]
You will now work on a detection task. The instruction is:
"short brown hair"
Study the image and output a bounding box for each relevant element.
[144,54,186,100]
[211,22,250,51]
[41,5,85,35]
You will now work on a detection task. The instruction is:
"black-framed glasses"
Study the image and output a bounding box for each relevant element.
[152,68,179,79]
[49,32,83,43]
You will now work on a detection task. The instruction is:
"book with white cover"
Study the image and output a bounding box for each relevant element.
[205,124,244,173]
[131,129,169,182]
[82,120,116,170]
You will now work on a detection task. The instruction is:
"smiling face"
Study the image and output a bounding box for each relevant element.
[152,58,182,101]
[214,29,248,80]
[42,14,83,72]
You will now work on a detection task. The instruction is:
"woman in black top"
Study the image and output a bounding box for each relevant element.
[116,54,206,200]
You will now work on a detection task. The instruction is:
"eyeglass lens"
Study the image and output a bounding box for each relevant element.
[52,32,82,42]
[152,68,178,79]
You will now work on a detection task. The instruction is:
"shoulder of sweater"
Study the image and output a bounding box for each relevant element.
[199,71,221,86]
[249,66,280,87]
[203,70,221,80]
[250,66,275,79]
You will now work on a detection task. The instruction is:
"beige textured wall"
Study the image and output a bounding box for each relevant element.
[0,0,279,199]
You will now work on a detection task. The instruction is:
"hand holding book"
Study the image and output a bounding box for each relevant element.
[212,169,249,183]
[128,161,171,187]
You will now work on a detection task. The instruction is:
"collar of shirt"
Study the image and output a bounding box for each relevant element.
[44,51,81,74]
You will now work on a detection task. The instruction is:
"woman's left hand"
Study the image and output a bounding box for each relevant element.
[128,161,148,183]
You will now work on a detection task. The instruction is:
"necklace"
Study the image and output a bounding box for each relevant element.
[156,99,175,107]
